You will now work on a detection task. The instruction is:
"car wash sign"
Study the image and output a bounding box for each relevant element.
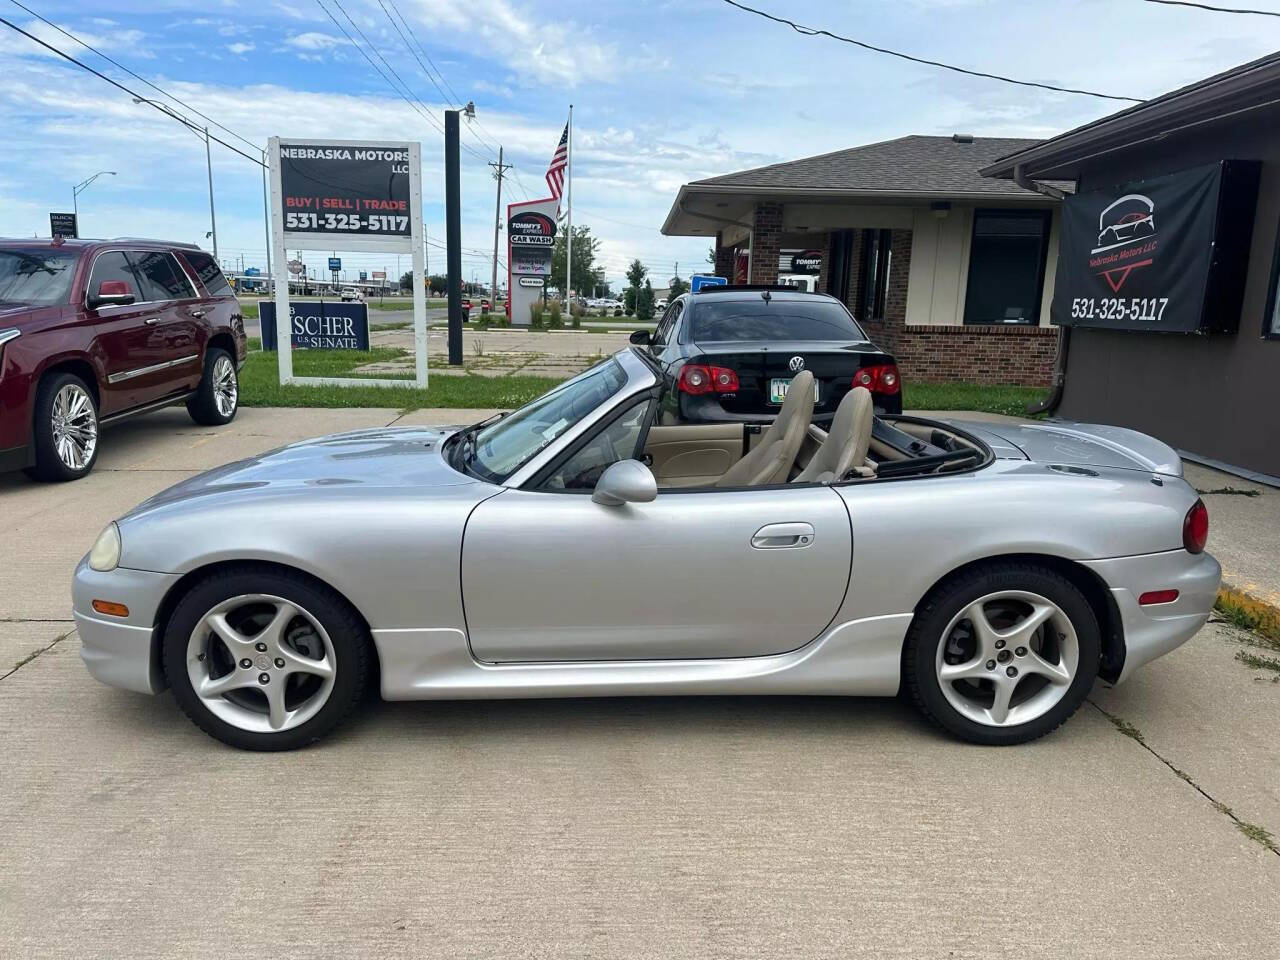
[508,207,556,276]
[1052,161,1258,334]
[277,142,411,240]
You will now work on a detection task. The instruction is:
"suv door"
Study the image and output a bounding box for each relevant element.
[127,250,203,402]
[83,250,158,414]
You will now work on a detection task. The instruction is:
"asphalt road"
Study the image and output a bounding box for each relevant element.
[2,407,1278,958]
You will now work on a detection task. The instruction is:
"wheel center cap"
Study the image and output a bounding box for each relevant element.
[255,655,271,672]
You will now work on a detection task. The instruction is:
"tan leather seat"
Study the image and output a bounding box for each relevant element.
[715,370,815,487]
[793,386,874,484]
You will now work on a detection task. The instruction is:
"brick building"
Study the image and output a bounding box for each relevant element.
[661,135,1065,387]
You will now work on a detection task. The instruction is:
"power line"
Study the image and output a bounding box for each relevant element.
[6,0,264,153]
[0,14,265,166]
[719,0,1144,103]
[1142,0,1280,13]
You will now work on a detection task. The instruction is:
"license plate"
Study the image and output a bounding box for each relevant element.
[769,377,819,405]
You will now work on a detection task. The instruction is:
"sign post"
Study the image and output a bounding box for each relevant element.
[268,137,425,388]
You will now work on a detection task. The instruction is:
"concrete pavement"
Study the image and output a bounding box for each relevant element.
[2,406,1279,958]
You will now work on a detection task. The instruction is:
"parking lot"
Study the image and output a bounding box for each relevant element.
[1,407,1278,958]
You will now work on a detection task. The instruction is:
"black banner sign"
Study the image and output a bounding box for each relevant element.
[1052,161,1257,334]
[49,212,77,239]
[279,143,410,239]
[260,301,370,350]
[790,249,822,274]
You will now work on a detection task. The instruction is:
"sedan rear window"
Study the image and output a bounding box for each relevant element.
[0,248,78,306]
[687,299,866,342]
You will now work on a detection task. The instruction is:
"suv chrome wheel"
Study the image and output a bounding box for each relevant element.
[186,594,336,733]
[934,590,1079,727]
[51,382,98,470]
[212,354,237,417]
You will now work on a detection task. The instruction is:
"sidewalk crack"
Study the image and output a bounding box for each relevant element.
[1,629,73,684]
[1089,699,1279,857]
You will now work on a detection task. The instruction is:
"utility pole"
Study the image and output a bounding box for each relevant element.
[444,109,463,365]
[488,146,511,313]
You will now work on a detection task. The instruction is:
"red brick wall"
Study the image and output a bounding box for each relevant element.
[749,203,783,284]
[713,231,735,279]
[894,324,1059,388]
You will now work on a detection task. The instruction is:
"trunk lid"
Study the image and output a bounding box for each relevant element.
[945,418,1183,475]
[692,339,890,418]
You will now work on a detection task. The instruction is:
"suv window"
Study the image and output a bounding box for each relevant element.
[130,251,195,301]
[0,248,78,306]
[184,251,232,297]
[86,252,140,303]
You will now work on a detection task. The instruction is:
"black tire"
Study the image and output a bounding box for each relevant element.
[27,371,100,482]
[187,347,238,426]
[902,562,1101,746]
[162,566,371,751]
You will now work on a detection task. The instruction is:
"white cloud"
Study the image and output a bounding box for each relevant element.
[284,31,349,51]
[227,42,255,55]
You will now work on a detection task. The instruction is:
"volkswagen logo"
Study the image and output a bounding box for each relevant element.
[788,356,805,372]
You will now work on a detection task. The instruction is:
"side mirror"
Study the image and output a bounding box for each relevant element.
[88,280,135,309]
[629,329,651,345]
[592,459,657,506]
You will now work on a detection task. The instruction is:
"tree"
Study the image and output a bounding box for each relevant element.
[427,274,448,295]
[399,271,413,292]
[706,245,715,266]
[637,279,655,321]
[668,275,689,298]
[625,259,647,291]
[550,225,600,297]
[623,287,637,316]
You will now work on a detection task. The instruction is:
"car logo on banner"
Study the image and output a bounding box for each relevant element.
[1090,193,1157,292]
[789,356,805,372]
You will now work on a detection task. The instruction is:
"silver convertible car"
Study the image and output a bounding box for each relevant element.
[74,347,1219,750]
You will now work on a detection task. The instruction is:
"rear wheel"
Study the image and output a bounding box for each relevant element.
[187,348,238,426]
[27,372,99,482]
[163,567,370,750]
[903,563,1100,745]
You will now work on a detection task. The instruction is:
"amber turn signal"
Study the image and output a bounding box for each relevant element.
[91,600,130,617]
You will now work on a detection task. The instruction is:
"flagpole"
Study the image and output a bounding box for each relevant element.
[565,104,573,307]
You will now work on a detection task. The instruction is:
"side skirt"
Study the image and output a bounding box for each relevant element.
[100,390,197,426]
[372,614,912,701]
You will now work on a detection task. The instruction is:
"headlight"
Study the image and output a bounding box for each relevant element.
[88,522,121,572]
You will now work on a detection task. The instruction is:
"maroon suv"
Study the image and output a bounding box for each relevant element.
[0,238,247,481]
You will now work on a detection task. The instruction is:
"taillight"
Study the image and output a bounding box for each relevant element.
[854,363,901,395]
[1183,498,1208,554]
[678,364,738,395]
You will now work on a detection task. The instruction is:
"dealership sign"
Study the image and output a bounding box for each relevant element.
[1052,160,1259,334]
[259,301,370,351]
[277,142,411,241]
[49,212,77,239]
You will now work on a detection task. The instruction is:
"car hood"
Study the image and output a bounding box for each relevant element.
[946,418,1182,476]
[125,426,475,516]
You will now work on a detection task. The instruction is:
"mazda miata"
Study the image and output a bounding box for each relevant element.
[74,347,1219,750]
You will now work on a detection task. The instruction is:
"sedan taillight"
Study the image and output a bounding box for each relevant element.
[853,363,901,396]
[1183,498,1208,554]
[679,364,738,395]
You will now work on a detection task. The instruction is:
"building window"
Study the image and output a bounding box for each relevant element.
[856,228,892,322]
[963,209,1051,326]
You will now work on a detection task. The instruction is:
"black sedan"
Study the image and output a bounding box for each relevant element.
[630,286,902,426]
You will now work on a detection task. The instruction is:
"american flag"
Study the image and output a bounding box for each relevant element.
[545,121,568,203]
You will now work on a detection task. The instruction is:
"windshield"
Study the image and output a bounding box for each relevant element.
[0,248,78,306]
[465,358,629,482]
[687,298,866,342]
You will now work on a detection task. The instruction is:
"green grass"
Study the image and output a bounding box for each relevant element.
[904,382,1048,417]
[238,347,563,410]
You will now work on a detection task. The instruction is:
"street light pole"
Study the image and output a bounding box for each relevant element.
[132,98,218,259]
[72,171,117,227]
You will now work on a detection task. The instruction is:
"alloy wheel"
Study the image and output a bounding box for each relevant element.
[213,355,238,418]
[934,590,1079,727]
[186,594,336,733]
[51,382,98,471]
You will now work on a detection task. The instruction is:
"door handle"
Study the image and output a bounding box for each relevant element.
[144,316,163,325]
[190,309,206,318]
[751,522,814,549]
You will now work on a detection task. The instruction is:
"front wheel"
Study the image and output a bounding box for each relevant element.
[27,372,100,482]
[187,347,238,426]
[903,563,1100,745]
[163,567,370,750]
